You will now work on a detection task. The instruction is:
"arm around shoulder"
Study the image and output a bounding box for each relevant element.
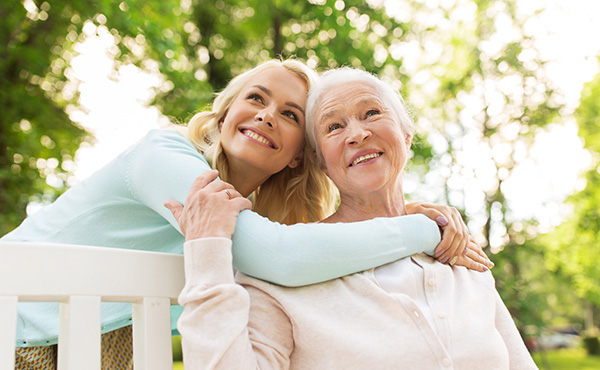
[232,213,441,287]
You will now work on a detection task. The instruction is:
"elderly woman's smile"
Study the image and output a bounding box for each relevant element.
[311,81,412,220]
[349,150,383,167]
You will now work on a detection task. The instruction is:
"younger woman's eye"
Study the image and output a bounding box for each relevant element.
[365,109,380,118]
[283,110,298,122]
[327,123,343,133]
[247,93,264,104]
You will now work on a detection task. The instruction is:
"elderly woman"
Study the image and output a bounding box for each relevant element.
[171,68,536,369]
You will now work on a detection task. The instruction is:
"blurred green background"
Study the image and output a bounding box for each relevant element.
[3,0,600,367]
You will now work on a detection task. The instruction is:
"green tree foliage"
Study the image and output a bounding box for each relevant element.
[151,0,417,119]
[541,67,600,306]
[1,1,85,234]
[1,0,183,235]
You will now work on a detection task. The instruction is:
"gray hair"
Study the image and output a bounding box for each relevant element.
[305,67,414,160]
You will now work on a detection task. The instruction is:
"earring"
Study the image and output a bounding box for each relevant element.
[291,161,296,166]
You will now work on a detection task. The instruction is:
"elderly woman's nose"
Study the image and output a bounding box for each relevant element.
[345,122,372,145]
[255,108,276,129]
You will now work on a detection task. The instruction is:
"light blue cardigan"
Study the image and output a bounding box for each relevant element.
[2,129,440,347]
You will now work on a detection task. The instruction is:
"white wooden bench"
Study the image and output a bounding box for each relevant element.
[0,241,185,370]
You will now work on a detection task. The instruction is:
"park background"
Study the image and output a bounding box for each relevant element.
[2,0,600,368]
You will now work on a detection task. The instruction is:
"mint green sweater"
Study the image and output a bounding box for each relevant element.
[2,129,440,347]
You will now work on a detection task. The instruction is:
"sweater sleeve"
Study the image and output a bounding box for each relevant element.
[177,238,291,370]
[493,290,538,369]
[232,212,440,286]
[130,129,441,287]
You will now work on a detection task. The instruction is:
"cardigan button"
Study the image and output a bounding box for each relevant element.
[442,358,451,367]
[413,310,420,318]
[427,278,435,287]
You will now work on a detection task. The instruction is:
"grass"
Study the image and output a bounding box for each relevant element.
[173,347,600,369]
[533,348,600,370]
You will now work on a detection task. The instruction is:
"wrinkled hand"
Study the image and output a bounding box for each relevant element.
[164,170,252,240]
[406,202,493,271]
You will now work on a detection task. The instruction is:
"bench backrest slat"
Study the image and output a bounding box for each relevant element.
[0,242,185,370]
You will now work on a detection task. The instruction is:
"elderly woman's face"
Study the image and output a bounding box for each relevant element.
[313,82,411,196]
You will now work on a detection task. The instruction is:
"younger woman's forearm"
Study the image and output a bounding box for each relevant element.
[232,213,441,286]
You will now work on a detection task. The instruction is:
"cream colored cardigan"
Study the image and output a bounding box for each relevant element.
[178,238,538,370]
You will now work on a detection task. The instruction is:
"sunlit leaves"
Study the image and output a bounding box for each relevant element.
[1,0,191,234]
[540,69,600,305]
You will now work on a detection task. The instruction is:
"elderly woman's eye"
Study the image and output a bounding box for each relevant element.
[327,123,343,133]
[366,109,380,118]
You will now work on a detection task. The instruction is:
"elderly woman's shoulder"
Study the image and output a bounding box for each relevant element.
[234,271,281,298]
[452,263,497,289]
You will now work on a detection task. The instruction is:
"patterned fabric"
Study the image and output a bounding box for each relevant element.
[15,326,133,370]
[14,346,57,370]
[100,326,133,370]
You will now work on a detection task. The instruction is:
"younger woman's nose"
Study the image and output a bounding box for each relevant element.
[255,108,276,129]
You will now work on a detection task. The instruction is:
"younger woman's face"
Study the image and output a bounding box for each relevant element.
[219,66,307,179]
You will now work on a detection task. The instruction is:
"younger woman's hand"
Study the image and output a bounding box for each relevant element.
[449,237,495,272]
[164,170,252,240]
[405,202,469,264]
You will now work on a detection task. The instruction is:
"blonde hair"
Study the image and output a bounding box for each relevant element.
[180,59,336,224]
